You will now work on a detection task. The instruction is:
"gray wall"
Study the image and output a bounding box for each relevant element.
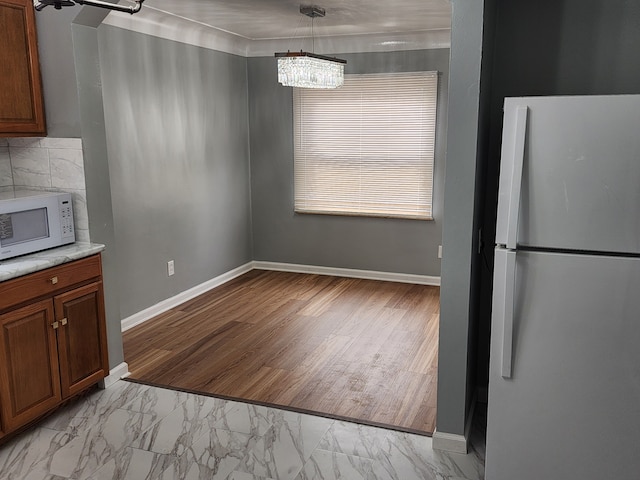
[39,5,486,441]
[97,26,253,318]
[35,8,82,138]
[436,0,489,437]
[39,8,252,366]
[475,0,640,395]
[248,49,449,276]
[72,7,123,368]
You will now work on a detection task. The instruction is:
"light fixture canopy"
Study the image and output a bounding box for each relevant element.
[33,0,144,14]
[275,5,347,89]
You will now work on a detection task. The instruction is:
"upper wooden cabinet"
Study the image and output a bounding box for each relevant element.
[0,0,46,136]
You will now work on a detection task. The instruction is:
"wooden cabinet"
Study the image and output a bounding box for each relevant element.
[0,254,108,438]
[0,299,61,432]
[0,0,46,136]
[55,281,108,398]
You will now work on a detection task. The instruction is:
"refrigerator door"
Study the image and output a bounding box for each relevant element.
[496,94,640,254]
[486,249,640,480]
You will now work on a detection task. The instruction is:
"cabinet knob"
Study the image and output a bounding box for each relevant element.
[61,318,68,326]
[50,276,58,285]
[52,321,59,330]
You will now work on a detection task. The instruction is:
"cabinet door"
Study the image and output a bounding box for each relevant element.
[0,397,4,440]
[55,281,109,398]
[0,0,46,135]
[0,299,61,431]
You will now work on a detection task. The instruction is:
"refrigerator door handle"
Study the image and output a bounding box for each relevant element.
[506,106,529,250]
[501,250,517,378]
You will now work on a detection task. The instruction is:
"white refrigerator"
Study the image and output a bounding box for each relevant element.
[485,95,640,480]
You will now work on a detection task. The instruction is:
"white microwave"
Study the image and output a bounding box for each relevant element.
[0,190,75,261]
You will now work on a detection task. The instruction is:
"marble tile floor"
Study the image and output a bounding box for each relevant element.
[0,381,485,480]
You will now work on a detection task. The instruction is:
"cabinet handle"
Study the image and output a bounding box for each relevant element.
[52,321,59,330]
[50,276,58,285]
[61,318,68,326]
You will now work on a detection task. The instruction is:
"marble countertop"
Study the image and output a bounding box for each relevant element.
[0,242,105,282]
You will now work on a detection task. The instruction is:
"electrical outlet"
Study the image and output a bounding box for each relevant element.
[438,245,442,259]
[167,260,175,276]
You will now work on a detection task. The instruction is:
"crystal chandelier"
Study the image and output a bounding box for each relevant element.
[275,6,347,89]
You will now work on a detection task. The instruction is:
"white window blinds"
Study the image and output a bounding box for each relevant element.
[293,71,438,220]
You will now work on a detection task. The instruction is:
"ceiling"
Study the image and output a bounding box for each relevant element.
[101,0,451,57]
[140,0,452,40]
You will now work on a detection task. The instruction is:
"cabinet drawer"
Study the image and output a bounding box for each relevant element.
[0,254,102,311]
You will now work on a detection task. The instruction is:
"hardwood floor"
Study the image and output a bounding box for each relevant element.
[123,270,440,435]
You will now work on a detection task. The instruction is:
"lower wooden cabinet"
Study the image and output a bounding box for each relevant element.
[0,299,62,432]
[55,281,108,398]
[0,254,109,439]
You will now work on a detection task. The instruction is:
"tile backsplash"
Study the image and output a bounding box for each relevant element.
[0,137,90,242]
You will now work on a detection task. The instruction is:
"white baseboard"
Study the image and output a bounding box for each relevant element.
[432,395,476,454]
[101,362,130,388]
[120,262,254,332]
[120,261,440,332]
[252,261,441,286]
[432,430,468,454]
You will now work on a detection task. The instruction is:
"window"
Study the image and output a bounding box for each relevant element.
[293,71,438,220]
